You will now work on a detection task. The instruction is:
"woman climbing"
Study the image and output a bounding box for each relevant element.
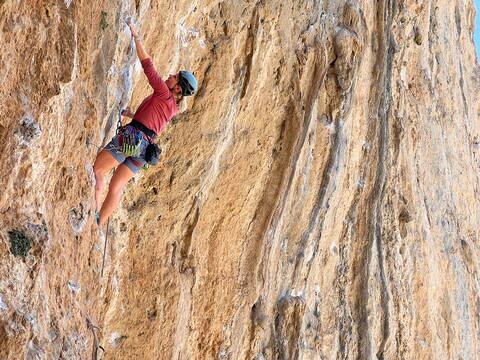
[93,21,198,226]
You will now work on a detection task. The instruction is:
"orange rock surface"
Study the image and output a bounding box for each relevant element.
[1,1,479,359]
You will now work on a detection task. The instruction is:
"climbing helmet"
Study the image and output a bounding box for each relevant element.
[178,71,198,96]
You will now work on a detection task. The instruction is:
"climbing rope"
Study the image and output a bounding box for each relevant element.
[100,218,110,278]
[86,317,105,360]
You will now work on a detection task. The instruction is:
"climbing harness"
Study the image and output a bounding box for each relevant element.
[116,110,141,156]
[128,120,161,165]
[117,115,162,167]
[118,125,144,157]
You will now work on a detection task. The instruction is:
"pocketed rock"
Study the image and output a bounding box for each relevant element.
[68,203,88,233]
[14,117,42,148]
[0,1,479,359]
[333,27,361,90]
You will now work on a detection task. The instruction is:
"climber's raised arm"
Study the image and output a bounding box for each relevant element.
[127,21,169,95]
[128,21,149,61]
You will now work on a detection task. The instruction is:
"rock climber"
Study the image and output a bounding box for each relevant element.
[93,21,198,226]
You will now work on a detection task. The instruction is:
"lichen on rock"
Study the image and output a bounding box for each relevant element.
[7,230,32,258]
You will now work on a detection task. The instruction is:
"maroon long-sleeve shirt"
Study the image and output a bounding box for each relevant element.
[133,58,178,134]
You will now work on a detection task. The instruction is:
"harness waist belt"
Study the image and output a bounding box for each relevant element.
[129,120,157,140]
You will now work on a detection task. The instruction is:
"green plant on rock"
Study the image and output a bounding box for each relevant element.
[8,230,32,257]
[100,11,109,30]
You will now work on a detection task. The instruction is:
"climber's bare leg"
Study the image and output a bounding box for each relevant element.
[98,164,134,226]
[93,150,120,213]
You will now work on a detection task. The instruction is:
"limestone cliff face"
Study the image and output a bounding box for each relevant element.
[1,0,480,359]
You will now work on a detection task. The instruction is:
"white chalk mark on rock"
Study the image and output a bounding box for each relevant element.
[68,280,81,294]
[0,295,8,312]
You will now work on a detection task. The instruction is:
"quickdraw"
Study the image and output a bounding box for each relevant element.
[116,109,142,157]
[119,126,143,157]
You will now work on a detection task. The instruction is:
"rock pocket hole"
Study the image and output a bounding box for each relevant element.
[100,11,109,30]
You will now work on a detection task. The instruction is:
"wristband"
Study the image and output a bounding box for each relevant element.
[133,35,142,40]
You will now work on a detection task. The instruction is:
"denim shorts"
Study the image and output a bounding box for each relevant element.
[104,131,149,173]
